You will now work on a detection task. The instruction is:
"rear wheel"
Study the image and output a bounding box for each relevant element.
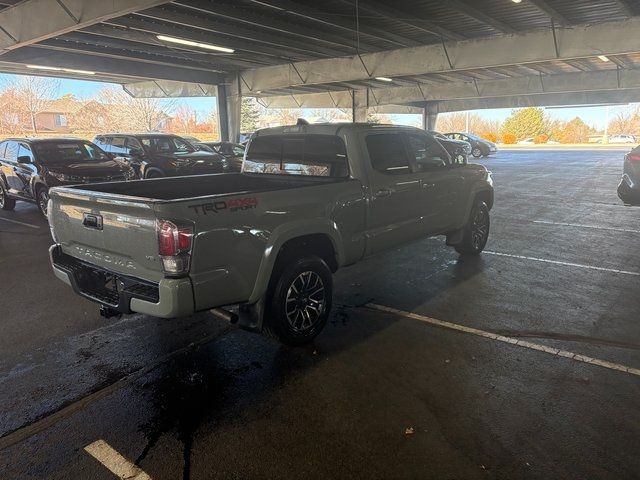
[0,183,16,211]
[454,201,490,256]
[264,255,332,346]
[36,186,49,218]
[471,147,482,158]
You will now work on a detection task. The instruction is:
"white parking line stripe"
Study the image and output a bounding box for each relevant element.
[484,251,640,277]
[533,220,640,234]
[85,440,152,480]
[0,217,40,229]
[366,304,640,378]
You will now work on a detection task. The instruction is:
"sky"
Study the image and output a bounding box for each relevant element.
[1,74,635,130]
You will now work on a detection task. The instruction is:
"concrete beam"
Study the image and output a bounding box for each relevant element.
[217,76,241,142]
[123,80,217,98]
[0,0,168,51]
[239,17,640,93]
[426,89,640,113]
[259,69,640,109]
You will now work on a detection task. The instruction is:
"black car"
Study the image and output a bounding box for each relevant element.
[195,141,245,172]
[93,134,228,179]
[618,145,640,205]
[428,130,471,161]
[0,138,135,217]
[444,132,497,158]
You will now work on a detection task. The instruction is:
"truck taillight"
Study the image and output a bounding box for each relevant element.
[157,220,193,277]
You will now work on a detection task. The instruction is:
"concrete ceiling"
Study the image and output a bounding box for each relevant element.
[0,0,639,112]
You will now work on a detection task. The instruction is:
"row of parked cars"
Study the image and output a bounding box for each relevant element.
[0,133,245,217]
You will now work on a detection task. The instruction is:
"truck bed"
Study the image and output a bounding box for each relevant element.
[68,172,349,201]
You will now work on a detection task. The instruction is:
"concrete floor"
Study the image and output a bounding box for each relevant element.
[1,150,639,479]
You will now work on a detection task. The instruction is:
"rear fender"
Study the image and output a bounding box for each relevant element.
[247,219,344,304]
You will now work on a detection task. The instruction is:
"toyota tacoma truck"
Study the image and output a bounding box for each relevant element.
[48,123,493,345]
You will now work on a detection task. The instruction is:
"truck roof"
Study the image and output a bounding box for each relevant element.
[253,122,424,137]
[1,137,86,144]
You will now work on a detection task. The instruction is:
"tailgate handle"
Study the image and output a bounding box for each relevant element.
[83,213,103,230]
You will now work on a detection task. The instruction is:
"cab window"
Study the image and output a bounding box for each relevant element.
[18,143,34,161]
[4,141,18,162]
[0,141,7,158]
[406,134,450,171]
[366,133,411,174]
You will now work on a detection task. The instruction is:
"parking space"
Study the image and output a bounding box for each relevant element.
[1,149,639,479]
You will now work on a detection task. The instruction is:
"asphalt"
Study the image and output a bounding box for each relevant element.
[1,149,639,479]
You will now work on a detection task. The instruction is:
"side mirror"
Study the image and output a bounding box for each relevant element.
[452,151,467,166]
[17,155,32,164]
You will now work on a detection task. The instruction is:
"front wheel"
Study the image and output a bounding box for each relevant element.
[471,147,482,158]
[0,183,16,211]
[454,201,490,256]
[264,255,333,346]
[36,186,49,218]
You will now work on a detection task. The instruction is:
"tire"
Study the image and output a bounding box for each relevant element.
[145,170,164,179]
[264,255,333,346]
[0,182,16,211]
[36,186,49,218]
[454,201,490,256]
[471,147,482,158]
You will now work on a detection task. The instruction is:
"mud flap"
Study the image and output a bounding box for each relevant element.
[238,296,266,332]
[446,229,464,246]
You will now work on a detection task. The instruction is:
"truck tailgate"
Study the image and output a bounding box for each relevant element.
[49,189,164,282]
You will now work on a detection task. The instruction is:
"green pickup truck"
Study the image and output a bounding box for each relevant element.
[48,123,494,345]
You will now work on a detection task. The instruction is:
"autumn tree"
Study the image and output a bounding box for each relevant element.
[435,112,501,136]
[97,88,175,132]
[0,86,24,134]
[13,76,60,133]
[500,107,546,140]
[559,117,594,143]
[608,107,640,136]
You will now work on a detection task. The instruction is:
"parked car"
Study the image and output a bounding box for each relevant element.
[181,135,201,145]
[518,138,535,145]
[617,145,640,205]
[427,130,471,163]
[195,141,245,172]
[444,132,497,158]
[49,123,494,345]
[93,134,228,179]
[0,138,135,217]
[609,134,636,144]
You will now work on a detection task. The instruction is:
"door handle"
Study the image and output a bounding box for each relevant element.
[374,188,392,198]
[421,182,436,189]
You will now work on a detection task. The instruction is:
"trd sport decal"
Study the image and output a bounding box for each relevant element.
[188,197,258,214]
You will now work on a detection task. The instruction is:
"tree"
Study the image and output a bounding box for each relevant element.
[14,76,60,133]
[501,107,546,140]
[608,107,640,136]
[241,97,261,132]
[0,86,24,134]
[97,88,175,132]
[435,112,501,137]
[559,117,593,143]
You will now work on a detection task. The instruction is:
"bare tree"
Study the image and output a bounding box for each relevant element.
[608,107,640,136]
[97,87,176,132]
[13,76,60,133]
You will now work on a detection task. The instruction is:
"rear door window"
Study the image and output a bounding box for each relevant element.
[366,133,411,174]
[110,137,128,155]
[406,133,450,171]
[4,141,18,162]
[244,135,348,177]
[0,141,7,158]
[18,143,34,162]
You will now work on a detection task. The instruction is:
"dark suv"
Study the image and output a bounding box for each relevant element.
[0,138,135,217]
[194,141,244,172]
[618,145,640,205]
[444,132,497,158]
[93,134,228,179]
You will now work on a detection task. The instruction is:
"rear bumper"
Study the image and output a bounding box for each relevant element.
[50,245,195,318]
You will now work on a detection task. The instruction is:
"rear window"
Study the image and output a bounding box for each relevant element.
[244,134,349,177]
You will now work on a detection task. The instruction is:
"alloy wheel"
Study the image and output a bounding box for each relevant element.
[38,189,50,217]
[285,271,326,332]
[471,207,489,250]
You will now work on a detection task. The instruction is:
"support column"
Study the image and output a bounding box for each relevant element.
[351,90,368,123]
[422,103,438,131]
[216,75,241,142]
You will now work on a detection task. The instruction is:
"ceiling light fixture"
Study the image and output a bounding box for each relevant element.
[512,0,522,3]
[598,55,610,62]
[26,64,95,75]
[157,35,234,53]
[375,76,393,82]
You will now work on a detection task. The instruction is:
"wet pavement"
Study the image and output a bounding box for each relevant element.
[1,150,639,479]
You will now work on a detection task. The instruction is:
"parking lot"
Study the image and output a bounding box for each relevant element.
[0,149,637,479]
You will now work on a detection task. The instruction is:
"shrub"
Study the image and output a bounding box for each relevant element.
[533,134,549,144]
[481,132,497,143]
[502,133,517,144]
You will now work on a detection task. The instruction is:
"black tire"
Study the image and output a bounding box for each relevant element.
[36,186,49,218]
[455,201,490,256]
[0,182,16,211]
[145,170,164,179]
[471,147,483,158]
[264,255,333,346]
